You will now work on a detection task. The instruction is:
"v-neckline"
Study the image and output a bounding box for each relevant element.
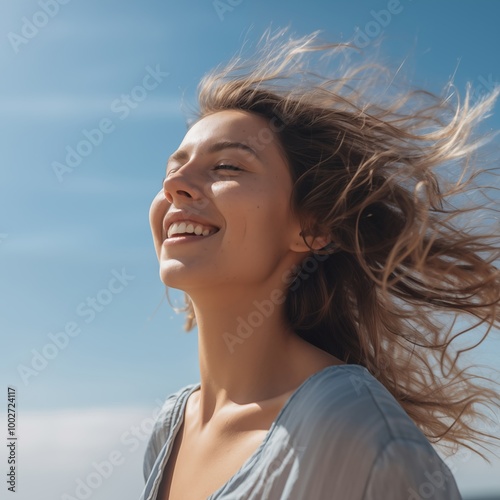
[154,363,345,500]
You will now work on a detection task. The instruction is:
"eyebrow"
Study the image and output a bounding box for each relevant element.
[167,140,261,166]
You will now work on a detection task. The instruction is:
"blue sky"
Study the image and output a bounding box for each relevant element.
[1,1,499,498]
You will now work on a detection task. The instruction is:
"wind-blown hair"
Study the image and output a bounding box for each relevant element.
[180,30,500,456]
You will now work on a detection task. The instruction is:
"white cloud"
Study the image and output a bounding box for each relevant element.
[1,406,158,500]
[0,407,498,499]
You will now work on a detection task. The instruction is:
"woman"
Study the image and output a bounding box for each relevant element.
[141,30,500,499]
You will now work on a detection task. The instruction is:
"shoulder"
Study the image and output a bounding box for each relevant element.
[142,382,199,483]
[285,364,425,443]
[362,437,461,499]
[278,365,461,498]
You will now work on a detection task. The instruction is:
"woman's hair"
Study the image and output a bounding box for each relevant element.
[179,29,500,457]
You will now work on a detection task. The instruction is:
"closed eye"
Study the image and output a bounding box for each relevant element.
[213,164,242,171]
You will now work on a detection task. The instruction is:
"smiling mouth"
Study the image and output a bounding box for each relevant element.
[166,221,219,239]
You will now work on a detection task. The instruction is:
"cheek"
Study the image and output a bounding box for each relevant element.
[232,190,291,243]
[149,192,167,240]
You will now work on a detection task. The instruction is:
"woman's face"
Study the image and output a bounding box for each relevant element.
[149,109,307,293]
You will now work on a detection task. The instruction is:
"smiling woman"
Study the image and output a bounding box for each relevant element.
[150,110,311,298]
[141,30,500,500]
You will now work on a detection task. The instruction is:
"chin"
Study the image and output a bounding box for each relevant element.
[158,261,203,292]
[159,267,186,290]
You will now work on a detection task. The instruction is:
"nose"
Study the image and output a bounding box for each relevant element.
[163,167,203,205]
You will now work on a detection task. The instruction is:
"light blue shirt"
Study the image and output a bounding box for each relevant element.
[140,364,462,499]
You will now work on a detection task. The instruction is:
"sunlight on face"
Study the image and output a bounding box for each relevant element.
[149,110,306,294]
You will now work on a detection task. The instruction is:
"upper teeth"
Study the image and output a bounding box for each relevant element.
[167,222,214,238]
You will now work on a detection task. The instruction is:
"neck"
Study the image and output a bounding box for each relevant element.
[183,282,342,431]
[185,283,314,426]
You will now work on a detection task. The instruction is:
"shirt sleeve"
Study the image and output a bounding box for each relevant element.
[142,425,161,483]
[362,438,462,500]
[142,392,179,483]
